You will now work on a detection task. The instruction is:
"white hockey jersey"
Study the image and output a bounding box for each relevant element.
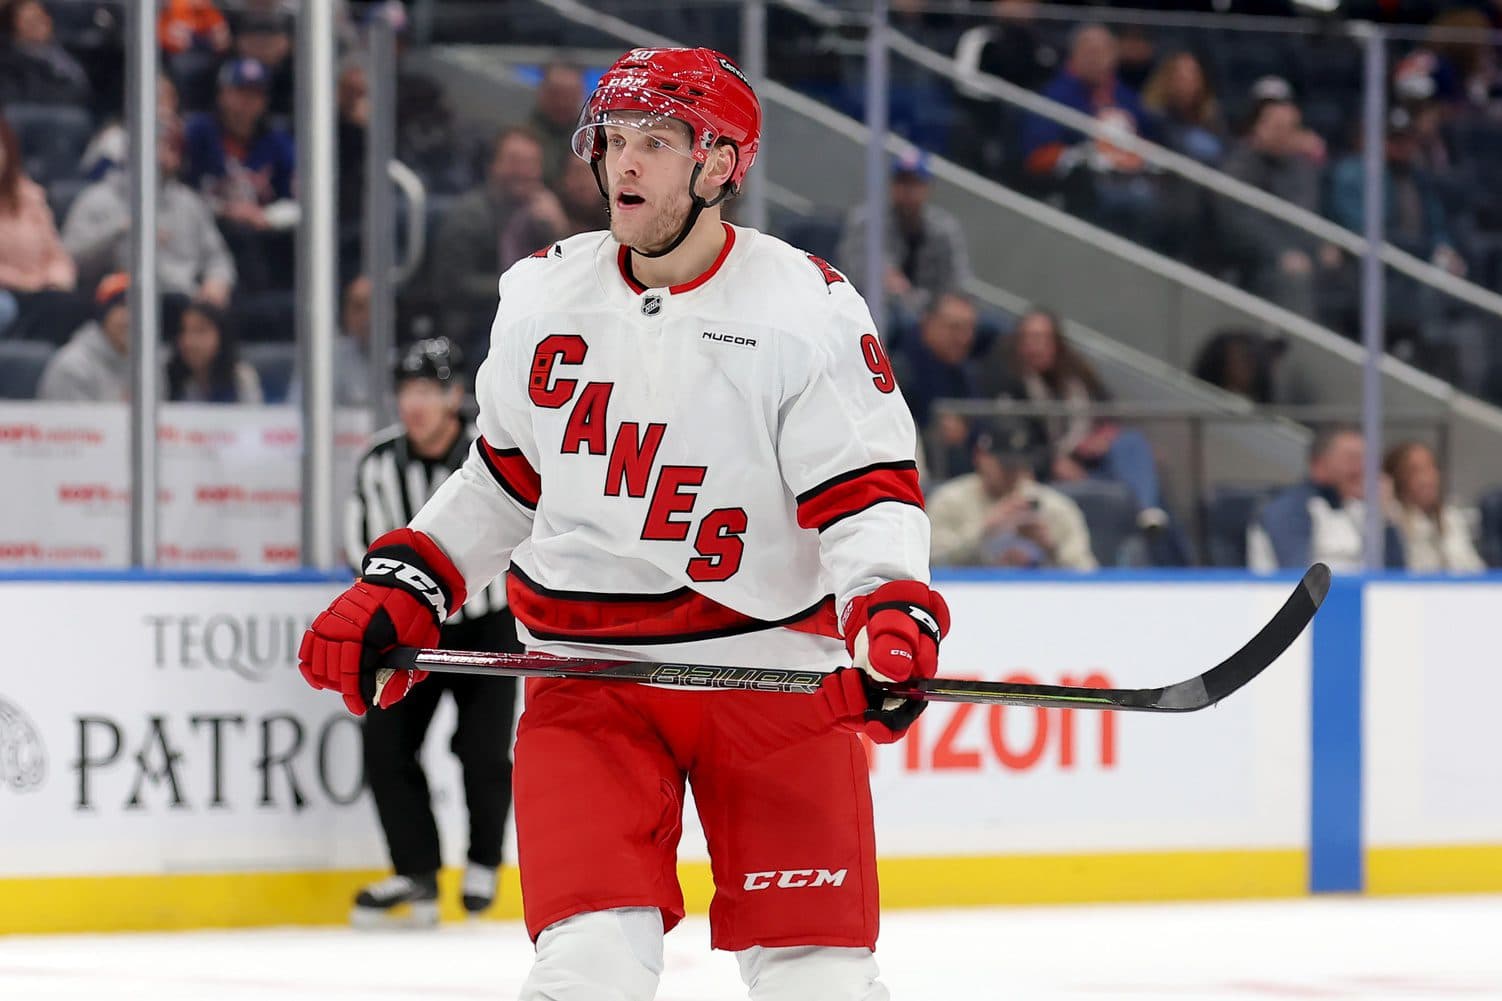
[410,223,931,671]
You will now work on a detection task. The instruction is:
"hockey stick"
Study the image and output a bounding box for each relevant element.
[374,564,1329,713]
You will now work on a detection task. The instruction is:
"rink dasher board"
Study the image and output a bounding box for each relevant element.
[1,572,1500,933]
[0,402,370,572]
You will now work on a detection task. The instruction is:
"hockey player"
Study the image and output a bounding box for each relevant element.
[344,338,522,926]
[299,47,948,999]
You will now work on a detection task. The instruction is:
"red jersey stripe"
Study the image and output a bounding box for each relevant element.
[507,564,838,645]
[477,439,541,509]
[617,223,737,295]
[795,460,924,532]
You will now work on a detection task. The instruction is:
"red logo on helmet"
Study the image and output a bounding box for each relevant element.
[582,47,762,190]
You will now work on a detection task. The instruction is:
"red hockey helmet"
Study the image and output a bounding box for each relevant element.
[572,47,762,194]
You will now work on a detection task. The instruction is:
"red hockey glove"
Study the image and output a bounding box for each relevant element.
[818,667,927,744]
[297,529,466,716]
[842,580,950,683]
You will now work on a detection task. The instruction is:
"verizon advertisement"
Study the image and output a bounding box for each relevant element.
[0,581,482,879]
[863,581,1312,856]
[0,403,370,571]
[1364,581,1502,847]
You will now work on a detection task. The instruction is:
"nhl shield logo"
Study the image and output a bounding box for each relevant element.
[641,294,663,316]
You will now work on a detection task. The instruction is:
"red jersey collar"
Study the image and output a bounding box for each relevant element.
[617,223,736,296]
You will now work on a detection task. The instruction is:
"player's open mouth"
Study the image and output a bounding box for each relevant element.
[616,192,646,210]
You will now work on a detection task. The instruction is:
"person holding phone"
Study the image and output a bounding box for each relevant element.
[928,422,1098,570]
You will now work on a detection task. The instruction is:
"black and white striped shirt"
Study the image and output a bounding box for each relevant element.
[345,422,507,622]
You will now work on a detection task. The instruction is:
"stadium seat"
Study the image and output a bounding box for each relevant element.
[230,291,297,342]
[240,341,298,403]
[1478,488,1502,568]
[779,212,845,266]
[1051,479,1146,568]
[46,177,91,224]
[0,340,56,399]
[4,103,92,182]
[1202,484,1282,568]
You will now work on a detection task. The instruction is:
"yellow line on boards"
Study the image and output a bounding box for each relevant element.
[1366,844,1502,895]
[0,850,1305,936]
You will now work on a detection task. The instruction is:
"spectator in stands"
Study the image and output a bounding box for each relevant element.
[1220,94,1337,319]
[158,0,230,113]
[164,300,262,403]
[63,116,235,307]
[896,292,983,467]
[184,57,298,293]
[80,71,179,180]
[1114,25,1157,93]
[1382,441,1484,573]
[230,2,294,116]
[836,149,973,327]
[1329,106,1462,275]
[554,154,610,237]
[1328,106,1463,366]
[0,0,91,107]
[952,1,1060,175]
[1141,51,1225,165]
[396,58,467,199]
[998,308,1168,531]
[929,421,1096,570]
[1139,50,1226,261]
[1402,98,1455,180]
[1020,23,1161,247]
[1192,328,1284,405]
[0,111,78,338]
[431,126,567,350]
[1248,425,1405,573]
[1392,9,1501,111]
[158,1,229,58]
[35,272,127,402]
[336,53,369,239]
[529,61,585,184]
[287,274,373,407]
[954,0,1058,95]
[349,0,469,198]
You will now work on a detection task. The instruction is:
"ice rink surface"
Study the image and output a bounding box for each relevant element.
[3,895,1500,999]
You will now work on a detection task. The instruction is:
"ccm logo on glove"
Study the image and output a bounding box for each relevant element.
[362,556,447,620]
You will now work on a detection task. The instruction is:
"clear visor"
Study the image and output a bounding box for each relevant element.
[570,83,710,164]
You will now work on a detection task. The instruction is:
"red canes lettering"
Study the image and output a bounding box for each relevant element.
[605,422,668,497]
[529,334,588,408]
[561,382,613,455]
[642,466,706,541]
[687,507,748,582]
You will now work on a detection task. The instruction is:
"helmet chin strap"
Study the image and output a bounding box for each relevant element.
[591,159,732,261]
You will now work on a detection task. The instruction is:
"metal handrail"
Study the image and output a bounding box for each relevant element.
[387,160,427,287]
[930,400,1449,423]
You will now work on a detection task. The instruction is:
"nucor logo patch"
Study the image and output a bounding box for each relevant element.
[742,868,847,891]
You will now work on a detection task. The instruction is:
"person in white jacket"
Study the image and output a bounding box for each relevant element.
[1382,440,1484,573]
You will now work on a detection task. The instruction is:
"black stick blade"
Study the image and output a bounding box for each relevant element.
[892,564,1330,712]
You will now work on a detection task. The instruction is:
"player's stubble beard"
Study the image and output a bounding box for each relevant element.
[610,183,695,257]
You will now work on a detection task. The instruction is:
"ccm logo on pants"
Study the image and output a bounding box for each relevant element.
[742,869,848,891]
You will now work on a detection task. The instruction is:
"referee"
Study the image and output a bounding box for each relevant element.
[345,337,521,927]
